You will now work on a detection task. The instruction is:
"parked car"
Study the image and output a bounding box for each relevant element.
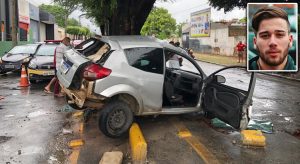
[57,36,256,138]
[27,40,61,83]
[0,44,41,74]
[71,39,83,47]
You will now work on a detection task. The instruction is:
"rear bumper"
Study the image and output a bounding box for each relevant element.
[62,80,106,109]
[28,68,55,80]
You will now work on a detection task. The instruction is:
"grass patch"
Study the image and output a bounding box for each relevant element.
[194,53,246,66]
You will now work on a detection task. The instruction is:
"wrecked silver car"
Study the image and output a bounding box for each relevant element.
[57,36,256,138]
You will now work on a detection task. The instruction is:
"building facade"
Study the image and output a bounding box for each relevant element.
[182,22,246,56]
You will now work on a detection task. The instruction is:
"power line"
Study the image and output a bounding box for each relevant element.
[170,2,209,15]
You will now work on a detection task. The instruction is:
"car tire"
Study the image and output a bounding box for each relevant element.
[98,100,133,138]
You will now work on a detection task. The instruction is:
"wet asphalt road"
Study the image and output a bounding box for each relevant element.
[0,73,67,164]
[0,60,299,164]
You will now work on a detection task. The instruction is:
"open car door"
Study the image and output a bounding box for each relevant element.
[202,66,256,129]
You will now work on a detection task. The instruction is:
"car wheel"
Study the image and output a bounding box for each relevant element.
[99,100,133,138]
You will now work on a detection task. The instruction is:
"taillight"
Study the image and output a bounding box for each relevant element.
[83,64,111,81]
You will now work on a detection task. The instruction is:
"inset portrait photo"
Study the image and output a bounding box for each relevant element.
[247,3,298,72]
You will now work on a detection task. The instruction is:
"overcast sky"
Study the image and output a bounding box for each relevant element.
[28,0,246,34]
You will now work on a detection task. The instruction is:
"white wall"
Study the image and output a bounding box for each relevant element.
[40,23,46,41]
[191,27,245,56]
[54,24,65,40]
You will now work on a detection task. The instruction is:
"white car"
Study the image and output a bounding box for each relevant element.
[57,36,256,138]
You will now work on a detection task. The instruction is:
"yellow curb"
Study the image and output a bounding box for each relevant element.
[241,130,266,147]
[69,139,85,148]
[69,147,80,164]
[178,129,192,138]
[72,111,84,118]
[129,123,147,163]
[79,122,84,133]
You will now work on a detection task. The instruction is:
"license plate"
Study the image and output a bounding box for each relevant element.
[43,70,55,76]
[61,61,71,74]
[4,65,14,69]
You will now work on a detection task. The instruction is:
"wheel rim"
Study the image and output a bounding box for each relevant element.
[108,109,126,130]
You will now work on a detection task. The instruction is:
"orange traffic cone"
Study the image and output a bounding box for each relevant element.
[19,65,30,87]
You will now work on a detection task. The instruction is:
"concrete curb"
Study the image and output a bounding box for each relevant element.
[195,59,300,82]
[129,123,147,163]
[99,151,123,164]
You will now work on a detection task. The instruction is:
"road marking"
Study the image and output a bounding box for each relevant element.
[68,112,85,164]
[79,122,84,133]
[69,147,80,164]
[171,118,220,164]
[69,139,85,147]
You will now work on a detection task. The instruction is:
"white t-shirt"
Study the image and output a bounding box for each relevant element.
[55,43,70,70]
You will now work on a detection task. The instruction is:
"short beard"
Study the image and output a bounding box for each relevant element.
[257,45,289,66]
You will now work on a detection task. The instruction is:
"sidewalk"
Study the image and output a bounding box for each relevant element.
[194,53,300,81]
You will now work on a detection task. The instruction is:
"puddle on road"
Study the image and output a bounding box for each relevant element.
[21,146,43,155]
[263,100,273,108]
[48,156,58,164]
[4,115,15,118]
[284,117,292,122]
[28,111,47,118]
[0,136,13,144]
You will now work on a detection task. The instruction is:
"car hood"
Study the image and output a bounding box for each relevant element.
[30,55,54,66]
[1,53,30,62]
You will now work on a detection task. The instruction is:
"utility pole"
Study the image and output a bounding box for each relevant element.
[11,0,18,46]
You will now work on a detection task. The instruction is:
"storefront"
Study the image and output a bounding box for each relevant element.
[18,0,30,41]
[29,3,39,43]
[39,10,55,41]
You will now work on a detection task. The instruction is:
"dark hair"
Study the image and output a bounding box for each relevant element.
[63,37,71,43]
[169,41,175,45]
[252,6,290,35]
[175,42,180,47]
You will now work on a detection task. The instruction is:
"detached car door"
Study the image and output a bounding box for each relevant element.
[202,66,256,129]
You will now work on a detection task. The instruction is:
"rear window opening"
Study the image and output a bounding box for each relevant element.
[75,38,111,64]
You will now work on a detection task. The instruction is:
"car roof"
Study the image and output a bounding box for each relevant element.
[99,36,188,55]
[26,43,41,46]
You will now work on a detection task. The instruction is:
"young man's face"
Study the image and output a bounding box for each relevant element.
[253,18,293,67]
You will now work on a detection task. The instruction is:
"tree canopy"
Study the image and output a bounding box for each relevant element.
[66,26,90,38]
[209,0,300,12]
[39,4,67,27]
[55,0,156,35]
[67,18,80,26]
[141,7,176,39]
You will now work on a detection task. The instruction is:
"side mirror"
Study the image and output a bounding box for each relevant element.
[216,75,226,83]
[30,53,34,57]
[4,51,7,54]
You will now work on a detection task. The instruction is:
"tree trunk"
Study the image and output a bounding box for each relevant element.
[108,0,156,35]
[11,0,17,46]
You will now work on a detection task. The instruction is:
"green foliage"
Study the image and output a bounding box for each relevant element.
[141,7,176,39]
[209,0,299,12]
[53,0,80,15]
[74,0,117,26]
[66,26,90,36]
[67,18,80,26]
[239,17,246,23]
[176,23,184,37]
[39,4,67,27]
